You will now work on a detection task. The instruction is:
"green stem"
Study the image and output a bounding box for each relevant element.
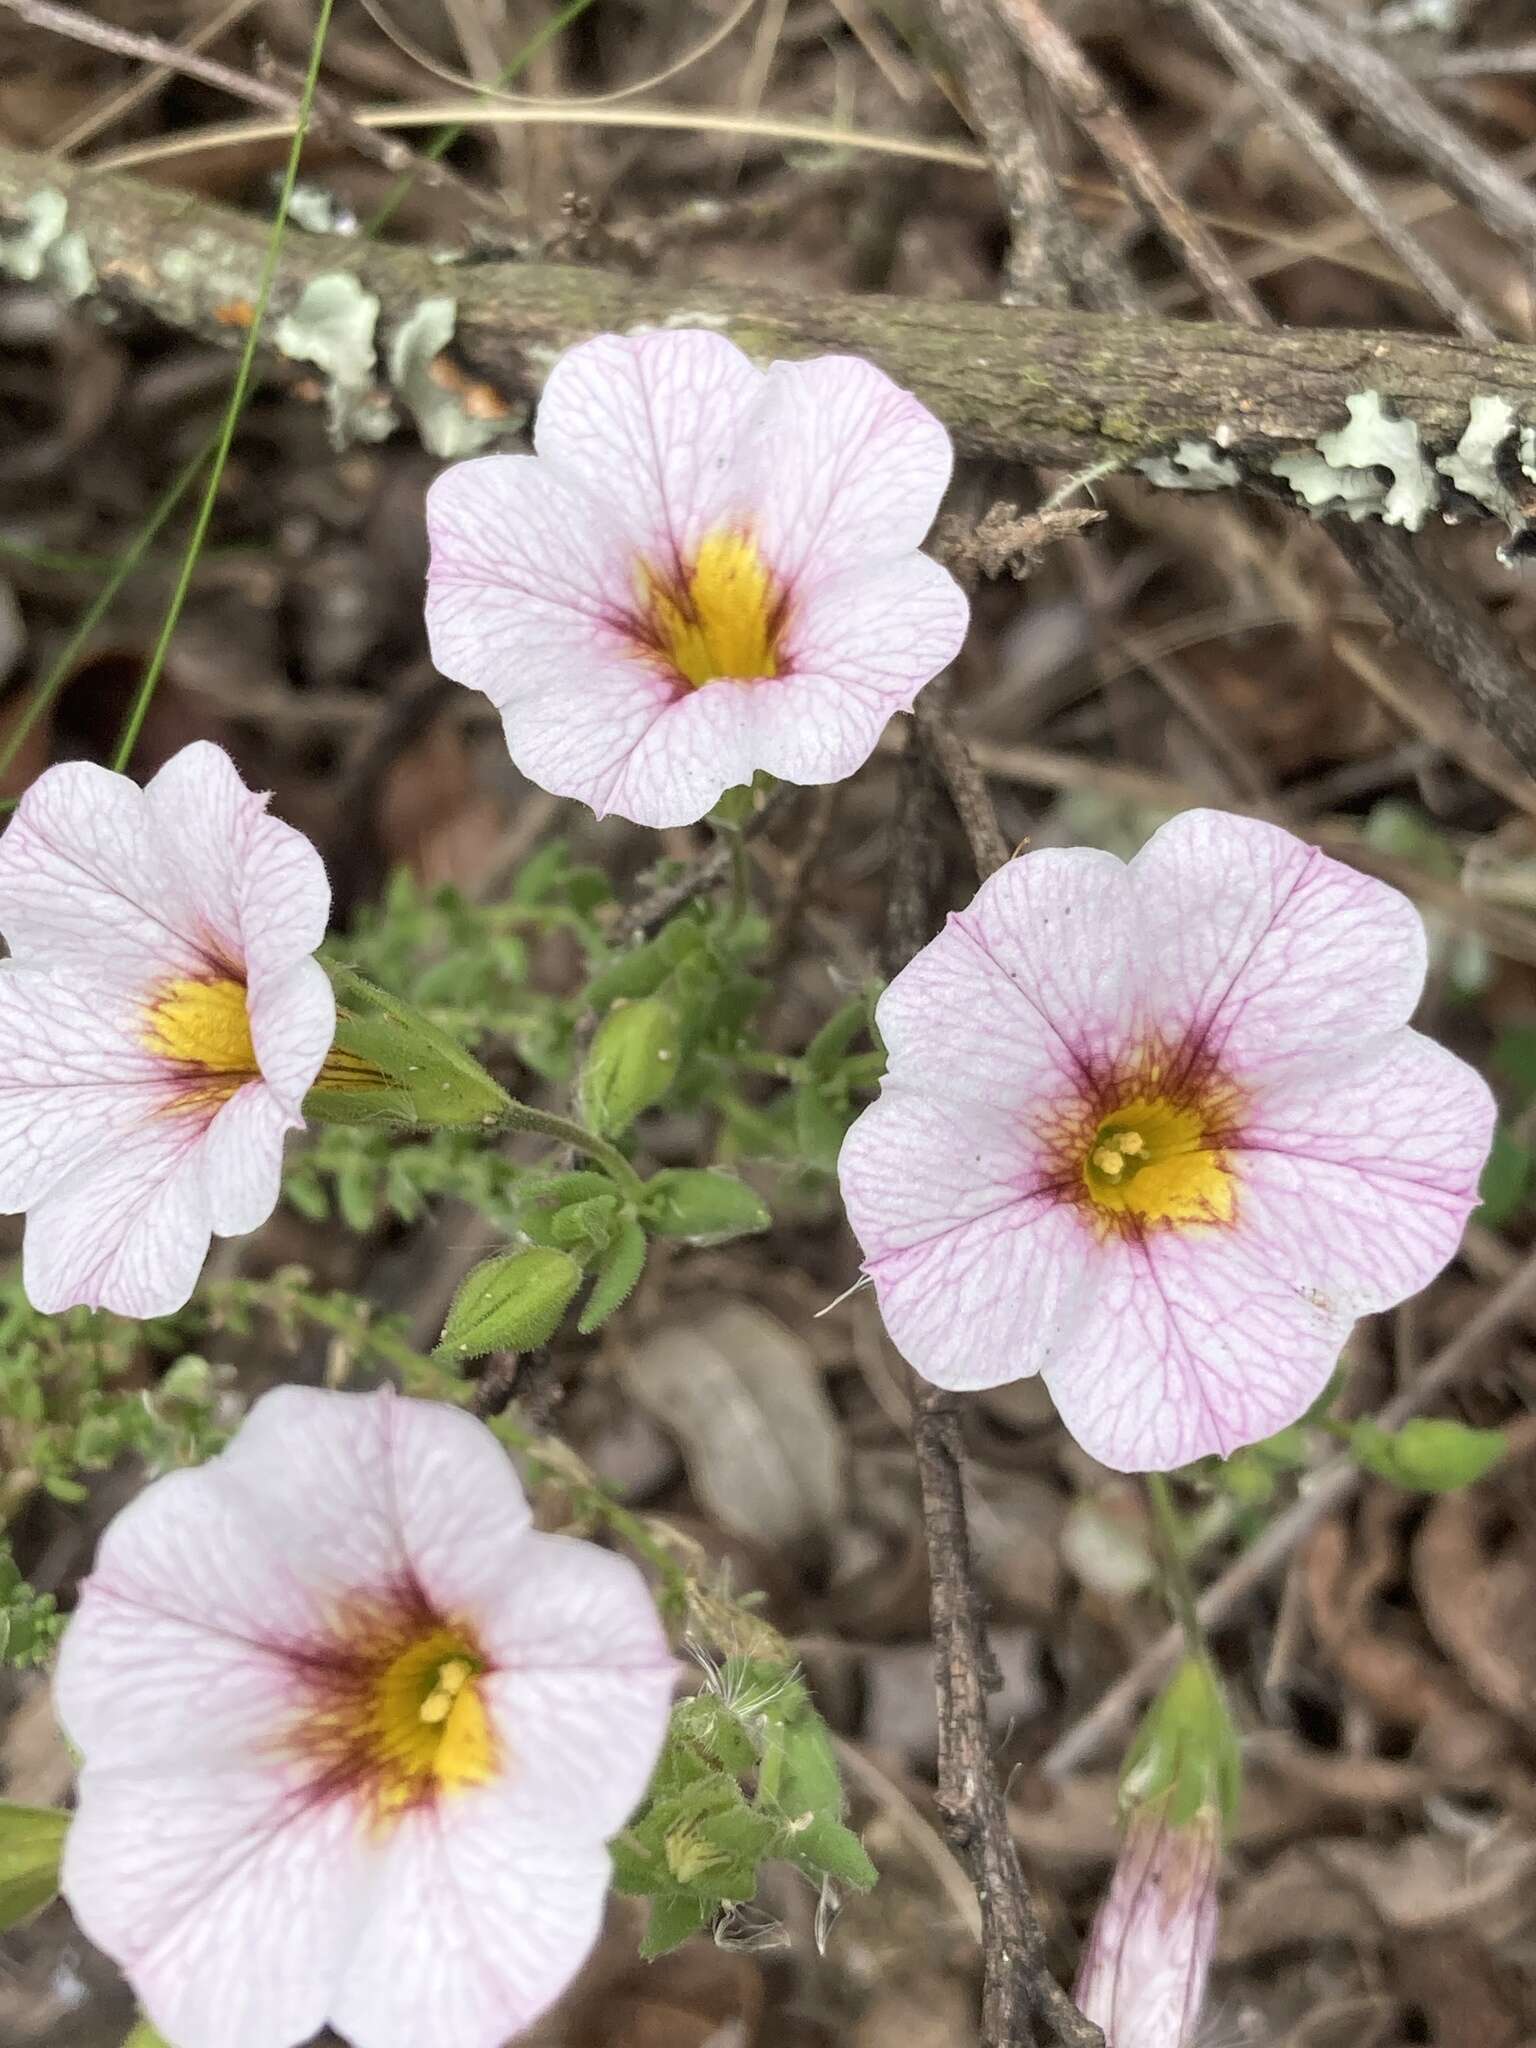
[494,1098,645,1196]
[725,825,751,925]
[1144,1472,1207,1661]
[109,0,337,776]
[363,0,600,235]
[0,439,212,805]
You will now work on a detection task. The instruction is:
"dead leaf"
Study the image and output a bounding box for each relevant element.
[621,1303,845,1549]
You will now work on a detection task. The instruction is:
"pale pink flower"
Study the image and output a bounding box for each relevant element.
[424,329,968,828]
[0,742,335,1317]
[839,809,1494,1470]
[56,1386,674,2048]
[1075,1804,1219,2048]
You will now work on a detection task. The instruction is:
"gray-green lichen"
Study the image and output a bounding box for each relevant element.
[1135,438,1241,491]
[1313,391,1437,531]
[1436,395,1519,516]
[1269,448,1387,519]
[387,298,514,460]
[0,188,94,301]
[274,272,396,448]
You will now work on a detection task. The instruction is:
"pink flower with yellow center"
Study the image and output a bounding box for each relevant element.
[0,742,354,1317]
[1075,1804,1220,2048]
[838,809,1495,1471]
[424,329,969,827]
[56,1387,675,2048]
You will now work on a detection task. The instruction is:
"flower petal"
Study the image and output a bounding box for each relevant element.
[54,1572,304,1770]
[1231,1029,1493,1311]
[1042,1225,1356,1471]
[23,1113,214,1316]
[218,1388,535,1620]
[0,964,164,1210]
[875,846,1138,1104]
[331,1805,609,2048]
[497,661,689,826]
[534,329,764,561]
[0,761,209,990]
[57,1461,333,1682]
[742,354,955,585]
[200,1082,293,1238]
[425,452,643,702]
[248,953,335,1116]
[843,1086,1105,1389]
[1130,810,1428,1075]
[143,741,331,979]
[476,1531,672,1832]
[63,1764,375,2048]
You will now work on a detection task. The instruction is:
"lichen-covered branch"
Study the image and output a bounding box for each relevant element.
[6,142,1536,538]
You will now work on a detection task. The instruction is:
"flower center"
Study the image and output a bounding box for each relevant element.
[643,529,783,688]
[362,1626,496,1812]
[143,976,259,1083]
[1082,1094,1234,1228]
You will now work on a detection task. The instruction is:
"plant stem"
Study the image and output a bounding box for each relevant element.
[495,1098,645,1196]
[109,0,337,775]
[0,439,211,804]
[1144,1472,1207,1661]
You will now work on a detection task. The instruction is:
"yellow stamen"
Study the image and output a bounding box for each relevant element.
[643,529,782,688]
[364,1628,495,1807]
[1083,1095,1234,1229]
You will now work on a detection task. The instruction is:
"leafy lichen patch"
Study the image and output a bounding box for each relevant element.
[0,188,94,300]
[387,298,517,460]
[274,272,396,449]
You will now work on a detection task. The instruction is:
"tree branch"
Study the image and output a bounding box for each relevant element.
[6,142,1536,506]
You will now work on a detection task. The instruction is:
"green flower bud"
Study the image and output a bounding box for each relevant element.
[434,1248,582,1362]
[306,967,511,1130]
[1120,1655,1240,1832]
[641,1168,770,1245]
[0,1802,68,1929]
[579,997,680,1137]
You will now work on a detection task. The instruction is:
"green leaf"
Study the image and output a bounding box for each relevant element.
[0,1803,69,1929]
[1350,1417,1507,1492]
[641,1169,771,1245]
[579,998,681,1137]
[1475,1125,1532,1229]
[804,997,874,1079]
[788,1815,877,1891]
[639,1888,712,1959]
[578,1218,647,1334]
[434,1248,582,1361]
[1492,1024,1536,1103]
[793,1086,850,1172]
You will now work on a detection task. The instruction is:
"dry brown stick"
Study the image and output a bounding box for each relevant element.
[913,689,1015,877]
[993,0,1265,326]
[1215,0,1536,251]
[1040,1243,1536,1779]
[933,0,1128,312]
[1181,0,1497,343]
[984,5,1536,792]
[0,0,502,218]
[886,740,1096,2048]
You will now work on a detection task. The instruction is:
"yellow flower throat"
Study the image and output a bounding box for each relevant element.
[141,975,382,1104]
[643,529,783,688]
[1081,1095,1234,1229]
